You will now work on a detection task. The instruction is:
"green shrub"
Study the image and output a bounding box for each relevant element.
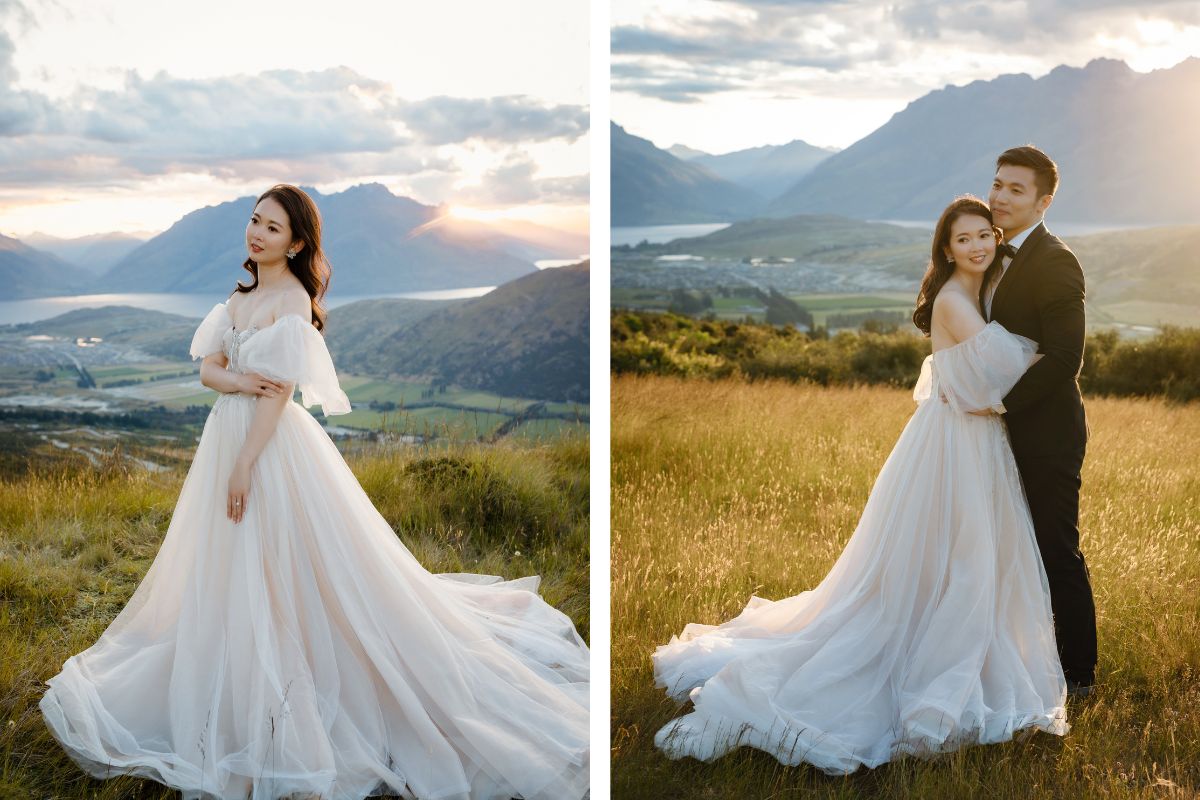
[613,310,1200,401]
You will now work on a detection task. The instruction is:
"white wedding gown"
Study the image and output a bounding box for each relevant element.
[40,302,590,800]
[652,321,1068,774]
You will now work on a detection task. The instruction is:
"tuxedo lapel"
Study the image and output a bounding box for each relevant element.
[990,222,1048,321]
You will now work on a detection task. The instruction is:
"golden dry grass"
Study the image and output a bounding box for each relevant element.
[0,435,588,799]
[611,374,1200,799]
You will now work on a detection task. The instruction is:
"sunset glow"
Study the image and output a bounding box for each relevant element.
[445,203,590,235]
[0,0,588,240]
[612,0,1200,154]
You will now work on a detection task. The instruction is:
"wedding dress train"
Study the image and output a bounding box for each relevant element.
[40,302,589,800]
[652,321,1067,774]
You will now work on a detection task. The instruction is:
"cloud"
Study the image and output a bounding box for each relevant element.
[455,155,588,205]
[0,0,587,207]
[613,0,1200,104]
[0,55,587,206]
[397,95,588,145]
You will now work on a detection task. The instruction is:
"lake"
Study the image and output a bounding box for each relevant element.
[869,219,1164,237]
[0,287,496,326]
[611,223,731,247]
[614,220,1159,249]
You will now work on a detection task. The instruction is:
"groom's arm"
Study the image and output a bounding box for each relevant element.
[1001,246,1085,413]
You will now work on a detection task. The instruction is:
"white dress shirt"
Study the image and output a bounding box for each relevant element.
[985,219,1043,319]
[982,220,1044,415]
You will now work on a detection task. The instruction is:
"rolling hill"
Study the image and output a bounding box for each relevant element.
[4,262,588,403]
[646,215,931,280]
[329,262,590,402]
[615,214,1200,328]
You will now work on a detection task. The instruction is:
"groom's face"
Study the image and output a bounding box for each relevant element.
[989,164,1052,236]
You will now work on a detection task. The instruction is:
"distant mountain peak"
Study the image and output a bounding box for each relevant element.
[611,121,765,225]
[770,57,1199,225]
[341,181,393,196]
[667,143,710,160]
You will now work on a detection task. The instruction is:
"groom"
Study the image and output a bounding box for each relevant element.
[980,145,1097,696]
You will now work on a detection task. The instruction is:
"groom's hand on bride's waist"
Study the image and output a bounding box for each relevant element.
[940,392,1004,416]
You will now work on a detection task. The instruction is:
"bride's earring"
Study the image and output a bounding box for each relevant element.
[286,250,296,260]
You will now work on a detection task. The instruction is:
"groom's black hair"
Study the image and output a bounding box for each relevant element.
[996,146,1059,199]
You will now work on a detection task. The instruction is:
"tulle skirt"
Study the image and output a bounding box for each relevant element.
[652,399,1067,774]
[40,392,589,800]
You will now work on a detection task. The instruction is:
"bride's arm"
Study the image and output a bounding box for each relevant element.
[933,293,999,416]
[226,291,312,523]
[199,353,243,393]
[201,352,286,397]
[227,385,291,523]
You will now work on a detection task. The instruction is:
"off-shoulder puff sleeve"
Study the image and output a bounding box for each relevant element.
[189,302,232,360]
[237,314,351,416]
[931,321,1039,413]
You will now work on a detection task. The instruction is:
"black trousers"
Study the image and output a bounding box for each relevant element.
[1014,446,1097,685]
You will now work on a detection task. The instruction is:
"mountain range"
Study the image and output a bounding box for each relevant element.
[3,184,586,300]
[0,234,95,300]
[611,123,764,226]
[772,58,1200,223]
[675,140,839,199]
[615,57,1200,227]
[22,232,150,275]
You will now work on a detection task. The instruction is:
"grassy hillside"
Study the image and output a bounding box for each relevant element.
[333,263,590,403]
[0,435,588,798]
[644,214,929,276]
[612,219,1200,328]
[1075,225,1200,305]
[611,374,1200,799]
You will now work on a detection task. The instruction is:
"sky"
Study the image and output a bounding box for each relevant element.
[612,0,1200,154]
[0,0,589,238]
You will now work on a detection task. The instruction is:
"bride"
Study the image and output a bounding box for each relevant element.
[652,195,1068,774]
[39,185,590,800]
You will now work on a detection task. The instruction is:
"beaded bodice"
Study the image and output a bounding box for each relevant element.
[222,326,259,375]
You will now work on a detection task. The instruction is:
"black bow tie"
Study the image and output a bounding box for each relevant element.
[998,243,1017,260]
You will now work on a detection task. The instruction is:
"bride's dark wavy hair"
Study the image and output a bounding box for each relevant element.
[911,195,1004,336]
[233,184,332,332]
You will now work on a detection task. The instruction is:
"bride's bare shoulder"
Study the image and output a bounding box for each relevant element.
[932,288,979,320]
[274,286,313,324]
[932,289,985,343]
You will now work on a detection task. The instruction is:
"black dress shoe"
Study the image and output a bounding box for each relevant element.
[1066,679,1094,699]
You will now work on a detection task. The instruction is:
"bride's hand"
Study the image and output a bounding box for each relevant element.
[227,460,251,523]
[236,371,287,398]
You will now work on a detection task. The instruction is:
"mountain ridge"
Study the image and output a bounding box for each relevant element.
[611,123,764,225]
[770,57,1200,224]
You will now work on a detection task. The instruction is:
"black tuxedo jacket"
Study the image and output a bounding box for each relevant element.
[982,223,1088,458]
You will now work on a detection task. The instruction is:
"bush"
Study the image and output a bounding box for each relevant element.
[1081,326,1200,402]
[612,310,1200,401]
